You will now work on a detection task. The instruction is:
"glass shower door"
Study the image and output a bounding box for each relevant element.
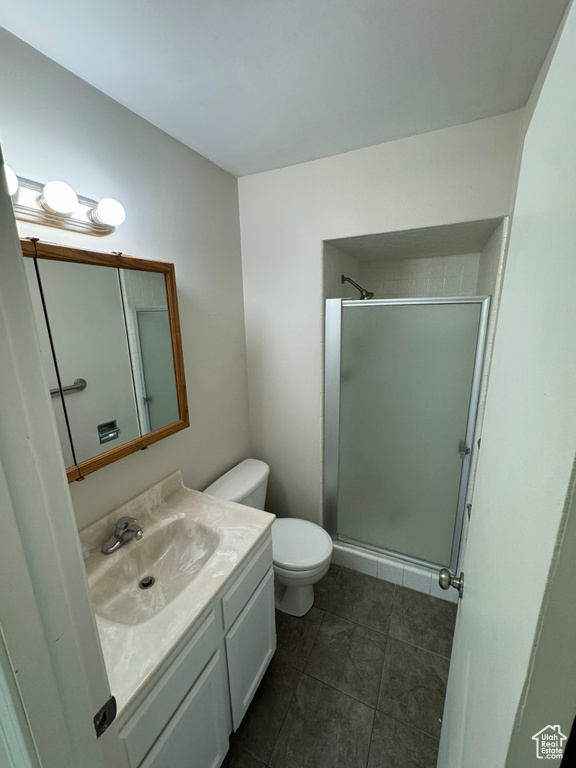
[324,298,489,570]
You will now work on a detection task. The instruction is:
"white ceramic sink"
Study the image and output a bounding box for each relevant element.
[87,516,219,625]
[79,470,275,714]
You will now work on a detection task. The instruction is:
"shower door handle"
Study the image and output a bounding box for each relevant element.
[458,440,470,459]
[439,569,464,598]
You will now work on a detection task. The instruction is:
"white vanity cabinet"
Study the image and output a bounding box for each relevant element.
[222,545,276,730]
[139,651,229,768]
[118,534,275,768]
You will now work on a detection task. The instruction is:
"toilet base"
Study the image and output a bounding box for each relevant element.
[274,581,314,617]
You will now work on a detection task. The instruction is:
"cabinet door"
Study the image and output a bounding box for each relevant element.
[140,651,228,768]
[122,610,219,767]
[226,569,276,730]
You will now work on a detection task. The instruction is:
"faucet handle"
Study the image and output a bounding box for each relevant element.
[115,516,140,535]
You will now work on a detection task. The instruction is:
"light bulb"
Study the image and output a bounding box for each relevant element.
[92,198,126,227]
[41,180,78,215]
[4,165,18,197]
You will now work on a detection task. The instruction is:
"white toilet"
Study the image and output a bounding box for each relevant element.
[204,459,333,617]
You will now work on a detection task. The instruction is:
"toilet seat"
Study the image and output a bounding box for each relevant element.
[274,560,330,582]
[272,518,333,571]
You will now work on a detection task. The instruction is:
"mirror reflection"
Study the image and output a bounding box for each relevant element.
[119,269,179,434]
[25,258,77,467]
[23,243,187,479]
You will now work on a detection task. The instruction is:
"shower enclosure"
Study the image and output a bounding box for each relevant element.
[324,297,489,571]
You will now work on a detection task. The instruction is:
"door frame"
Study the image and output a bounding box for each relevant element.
[0,149,129,768]
[323,296,490,572]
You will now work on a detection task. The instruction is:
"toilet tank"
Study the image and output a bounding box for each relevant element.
[203,459,270,510]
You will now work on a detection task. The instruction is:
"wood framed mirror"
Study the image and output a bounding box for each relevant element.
[21,239,189,481]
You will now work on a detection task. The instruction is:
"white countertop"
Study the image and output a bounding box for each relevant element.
[79,471,275,716]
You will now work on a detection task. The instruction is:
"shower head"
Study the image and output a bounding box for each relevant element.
[341,275,374,300]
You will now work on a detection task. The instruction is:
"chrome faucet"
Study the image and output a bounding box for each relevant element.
[102,516,143,554]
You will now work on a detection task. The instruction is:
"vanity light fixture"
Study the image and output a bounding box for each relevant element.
[40,180,79,216]
[90,197,126,227]
[7,168,126,236]
[4,165,19,197]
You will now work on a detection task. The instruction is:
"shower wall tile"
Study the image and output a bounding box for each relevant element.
[359,252,480,300]
[443,276,462,295]
[460,277,478,295]
[476,223,503,295]
[332,542,356,568]
[403,565,432,595]
[412,278,428,297]
[377,557,404,585]
[354,551,379,577]
[427,277,444,296]
[330,544,455,602]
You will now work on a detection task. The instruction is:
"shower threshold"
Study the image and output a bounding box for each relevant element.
[337,535,444,572]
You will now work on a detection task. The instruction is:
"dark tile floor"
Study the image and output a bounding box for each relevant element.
[222,565,457,768]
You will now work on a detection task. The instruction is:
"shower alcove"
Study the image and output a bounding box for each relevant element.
[322,218,508,582]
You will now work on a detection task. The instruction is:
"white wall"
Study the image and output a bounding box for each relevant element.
[239,111,523,523]
[0,28,251,530]
[439,1,576,763]
[505,461,576,767]
[322,242,362,300]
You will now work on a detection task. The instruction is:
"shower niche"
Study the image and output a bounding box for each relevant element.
[322,218,508,573]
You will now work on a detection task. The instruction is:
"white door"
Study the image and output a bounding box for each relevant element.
[439,6,576,767]
[0,147,129,768]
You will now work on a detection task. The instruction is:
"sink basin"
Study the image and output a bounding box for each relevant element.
[89,516,219,625]
[79,471,275,715]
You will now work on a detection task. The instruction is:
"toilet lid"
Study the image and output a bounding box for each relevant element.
[272,518,333,571]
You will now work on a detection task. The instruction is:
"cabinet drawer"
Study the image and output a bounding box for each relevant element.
[222,535,273,631]
[140,651,229,768]
[122,611,219,767]
[226,568,276,730]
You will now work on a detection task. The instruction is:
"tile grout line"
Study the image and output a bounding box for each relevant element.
[301,668,379,711]
[373,582,397,749]
[323,608,391,636]
[266,570,450,765]
[386,632,455,662]
[324,564,343,615]
[364,703,378,768]
[376,710,441,743]
[368,581,397,753]
[269,572,345,765]
[243,745,271,768]
[302,607,326,668]
[300,627,448,741]
[267,606,326,768]
[293,669,380,766]
[266,671,300,768]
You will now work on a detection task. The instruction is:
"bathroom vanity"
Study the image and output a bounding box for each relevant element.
[79,472,276,768]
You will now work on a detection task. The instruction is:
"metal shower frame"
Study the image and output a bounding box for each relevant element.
[323,295,490,573]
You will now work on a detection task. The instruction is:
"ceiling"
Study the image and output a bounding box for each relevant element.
[0,0,569,177]
[327,219,503,262]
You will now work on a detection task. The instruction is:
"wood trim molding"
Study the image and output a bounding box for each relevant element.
[21,238,190,482]
[21,238,172,273]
